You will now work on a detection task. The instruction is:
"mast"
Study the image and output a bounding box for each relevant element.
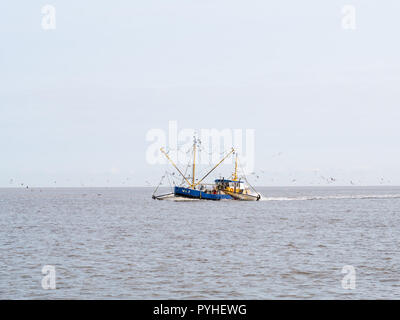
[233,153,238,181]
[192,137,196,188]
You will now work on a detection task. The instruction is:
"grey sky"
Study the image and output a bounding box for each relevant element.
[1,1,399,187]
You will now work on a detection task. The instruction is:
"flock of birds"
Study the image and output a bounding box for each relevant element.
[7,150,392,188]
[7,175,393,189]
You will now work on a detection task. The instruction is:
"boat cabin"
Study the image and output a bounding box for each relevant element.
[214,179,247,194]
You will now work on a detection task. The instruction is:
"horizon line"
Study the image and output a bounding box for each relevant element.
[1,185,400,189]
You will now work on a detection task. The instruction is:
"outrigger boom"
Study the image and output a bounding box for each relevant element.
[194,148,234,187]
[160,147,192,187]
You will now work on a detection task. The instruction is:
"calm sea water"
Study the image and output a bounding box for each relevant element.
[1,186,400,299]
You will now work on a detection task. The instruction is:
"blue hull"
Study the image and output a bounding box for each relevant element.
[174,186,232,200]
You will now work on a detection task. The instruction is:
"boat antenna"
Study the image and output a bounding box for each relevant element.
[193,148,235,187]
[160,148,192,186]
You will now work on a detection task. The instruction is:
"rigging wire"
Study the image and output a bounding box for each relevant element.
[152,171,167,197]
[237,158,261,197]
[166,171,173,188]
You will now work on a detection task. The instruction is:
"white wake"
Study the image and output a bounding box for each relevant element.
[259,194,400,201]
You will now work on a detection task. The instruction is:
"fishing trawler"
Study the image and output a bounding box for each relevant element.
[152,138,260,201]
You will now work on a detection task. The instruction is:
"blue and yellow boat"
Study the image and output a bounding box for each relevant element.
[152,139,260,201]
